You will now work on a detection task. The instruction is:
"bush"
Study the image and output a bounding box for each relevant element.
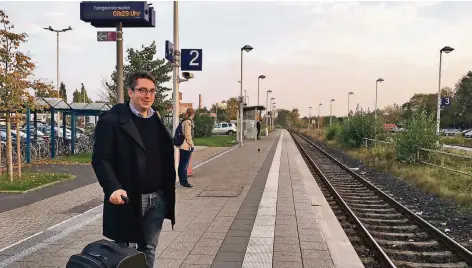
[193,109,214,138]
[394,111,440,163]
[326,122,341,141]
[337,109,385,148]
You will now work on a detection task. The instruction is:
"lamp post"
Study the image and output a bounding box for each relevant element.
[266,90,272,128]
[309,106,312,128]
[270,98,275,131]
[43,25,72,151]
[257,75,266,107]
[330,99,335,126]
[437,46,454,135]
[272,104,276,130]
[348,92,354,119]
[239,45,253,147]
[375,78,384,141]
[318,103,322,130]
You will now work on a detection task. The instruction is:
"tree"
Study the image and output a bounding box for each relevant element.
[99,41,173,114]
[72,83,91,103]
[210,103,228,122]
[59,81,67,102]
[275,109,291,126]
[0,10,53,179]
[225,98,239,120]
[381,103,402,125]
[455,71,472,128]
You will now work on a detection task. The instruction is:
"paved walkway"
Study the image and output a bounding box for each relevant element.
[0,130,362,268]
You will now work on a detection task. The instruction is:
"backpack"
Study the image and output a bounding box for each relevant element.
[173,120,186,146]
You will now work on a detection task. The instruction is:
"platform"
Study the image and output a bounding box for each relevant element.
[0,130,363,268]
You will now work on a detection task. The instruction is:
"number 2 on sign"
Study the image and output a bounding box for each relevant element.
[189,50,199,66]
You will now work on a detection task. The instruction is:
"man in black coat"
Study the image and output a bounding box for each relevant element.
[92,71,176,268]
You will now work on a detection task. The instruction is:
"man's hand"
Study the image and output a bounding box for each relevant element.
[110,189,128,205]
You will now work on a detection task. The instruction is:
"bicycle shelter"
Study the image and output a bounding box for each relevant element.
[26,98,111,161]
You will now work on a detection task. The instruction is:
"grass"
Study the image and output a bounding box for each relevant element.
[35,152,92,165]
[443,136,472,148]
[194,136,237,147]
[0,172,75,192]
[297,127,472,207]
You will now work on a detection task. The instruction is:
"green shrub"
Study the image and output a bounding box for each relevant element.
[394,111,440,163]
[193,109,214,138]
[337,109,385,148]
[326,122,341,141]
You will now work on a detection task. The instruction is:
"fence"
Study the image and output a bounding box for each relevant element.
[1,135,94,168]
[363,138,472,177]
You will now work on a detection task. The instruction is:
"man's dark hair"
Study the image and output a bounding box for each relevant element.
[127,71,156,90]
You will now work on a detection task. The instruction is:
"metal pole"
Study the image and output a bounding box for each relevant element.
[436,51,443,136]
[172,1,180,134]
[330,101,333,126]
[239,50,244,147]
[375,82,378,141]
[318,105,321,130]
[56,32,60,96]
[266,91,269,128]
[172,1,181,174]
[348,93,350,119]
[116,22,124,104]
[308,107,311,129]
[257,78,260,107]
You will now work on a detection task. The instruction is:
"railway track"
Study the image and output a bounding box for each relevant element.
[289,130,472,268]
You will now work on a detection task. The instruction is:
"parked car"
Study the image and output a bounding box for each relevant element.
[441,129,460,136]
[212,122,237,136]
[464,130,472,138]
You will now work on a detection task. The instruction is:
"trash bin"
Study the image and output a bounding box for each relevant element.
[265,128,268,136]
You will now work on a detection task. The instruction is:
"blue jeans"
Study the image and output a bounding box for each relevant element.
[178,149,192,185]
[117,191,166,268]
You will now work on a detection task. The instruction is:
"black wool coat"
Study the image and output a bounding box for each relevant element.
[91,103,176,243]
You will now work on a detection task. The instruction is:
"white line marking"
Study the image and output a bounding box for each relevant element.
[0,143,239,262]
[0,231,43,252]
[0,213,102,268]
[243,131,283,267]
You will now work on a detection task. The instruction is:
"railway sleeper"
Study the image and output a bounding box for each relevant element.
[376,238,439,249]
[387,249,457,263]
[394,260,468,268]
[369,230,429,239]
[359,217,409,224]
[365,224,418,232]
[351,207,396,213]
[358,212,404,218]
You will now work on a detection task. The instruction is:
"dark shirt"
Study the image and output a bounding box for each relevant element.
[256,121,261,130]
[130,110,162,194]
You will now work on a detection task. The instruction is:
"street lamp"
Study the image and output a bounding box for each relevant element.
[348,92,354,118]
[375,78,384,141]
[266,90,272,128]
[437,46,454,135]
[43,26,72,94]
[330,99,335,126]
[271,102,276,130]
[239,45,253,147]
[309,106,312,128]
[318,103,322,130]
[257,74,266,107]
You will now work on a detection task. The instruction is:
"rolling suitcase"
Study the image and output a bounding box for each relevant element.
[66,196,147,268]
[66,239,147,268]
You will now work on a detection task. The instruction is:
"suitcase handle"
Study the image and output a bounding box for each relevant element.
[88,252,110,267]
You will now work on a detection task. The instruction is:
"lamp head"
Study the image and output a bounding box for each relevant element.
[376,78,384,83]
[258,75,266,79]
[440,46,454,54]
[241,45,253,52]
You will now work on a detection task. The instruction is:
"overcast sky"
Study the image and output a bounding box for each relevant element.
[2,1,472,117]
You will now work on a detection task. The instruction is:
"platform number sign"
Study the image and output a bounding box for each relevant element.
[181,49,203,71]
[441,97,451,108]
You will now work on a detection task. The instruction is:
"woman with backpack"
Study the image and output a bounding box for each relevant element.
[178,108,195,188]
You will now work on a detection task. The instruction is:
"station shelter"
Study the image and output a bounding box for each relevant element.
[242,105,265,141]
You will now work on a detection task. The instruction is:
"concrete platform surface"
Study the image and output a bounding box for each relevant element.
[0,130,362,268]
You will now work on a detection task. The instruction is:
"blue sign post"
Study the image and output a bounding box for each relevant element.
[181,49,203,71]
[165,40,175,63]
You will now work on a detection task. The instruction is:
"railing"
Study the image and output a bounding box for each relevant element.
[363,138,472,177]
[1,135,94,168]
